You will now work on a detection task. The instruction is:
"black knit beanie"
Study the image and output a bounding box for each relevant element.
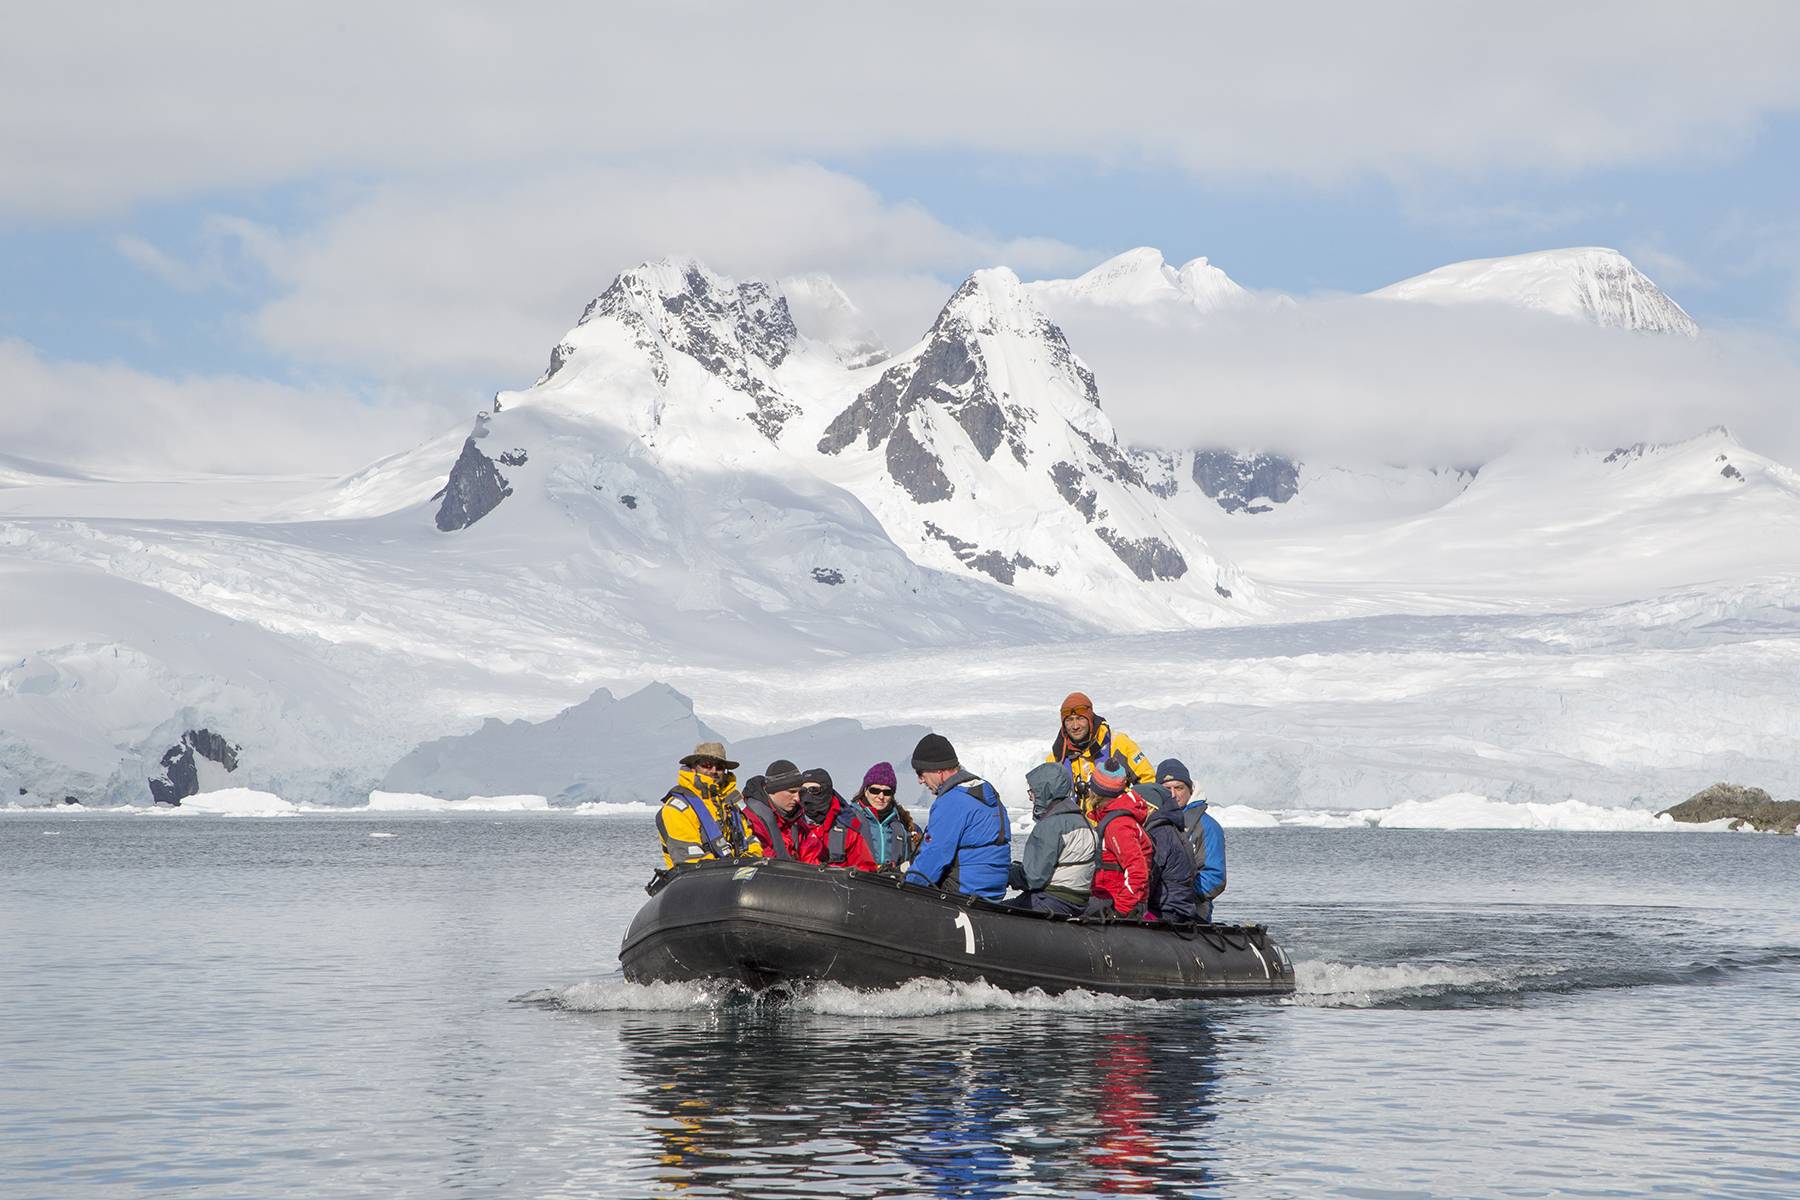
[910,733,958,773]
[764,759,803,792]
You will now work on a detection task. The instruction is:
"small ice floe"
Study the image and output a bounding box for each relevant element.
[568,801,661,816]
[367,831,397,838]
[364,791,550,812]
[1208,803,1280,828]
[168,788,300,818]
[1354,793,1703,832]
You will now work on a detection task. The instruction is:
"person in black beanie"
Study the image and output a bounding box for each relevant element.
[903,734,1011,898]
[741,758,806,858]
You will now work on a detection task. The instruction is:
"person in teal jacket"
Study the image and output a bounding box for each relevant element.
[903,734,1011,899]
[851,761,921,869]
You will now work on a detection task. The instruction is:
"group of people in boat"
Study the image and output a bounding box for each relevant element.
[653,691,1227,922]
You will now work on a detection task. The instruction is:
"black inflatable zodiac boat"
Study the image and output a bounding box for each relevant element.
[619,859,1295,1000]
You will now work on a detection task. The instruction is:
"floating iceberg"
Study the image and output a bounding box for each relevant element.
[365,791,550,812]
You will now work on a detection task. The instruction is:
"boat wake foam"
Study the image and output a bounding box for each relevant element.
[1287,959,1558,1007]
[517,978,732,1012]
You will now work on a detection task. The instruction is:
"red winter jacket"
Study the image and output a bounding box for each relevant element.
[1090,791,1154,916]
[797,795,878,872]
[744,800,807,859]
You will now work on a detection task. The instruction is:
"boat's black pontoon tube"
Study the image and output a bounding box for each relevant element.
[620,859,1295,1000]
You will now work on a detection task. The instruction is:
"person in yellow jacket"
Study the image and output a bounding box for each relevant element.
[1047,692,1154,794]
[655,741,762,869]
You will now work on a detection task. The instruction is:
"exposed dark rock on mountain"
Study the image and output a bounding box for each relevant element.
[148,728,241,805]
[923,523,1047,585]
[1095,528,1187,581]
[1659,783,1799,833]
[498,449,528,467]
[886,417,955,503]
[1604,443,1648,464]
[811,567,845,585]
[1192,451,1300,513]
[818,277,1050,492]
[538,342,575,384]
[1051,461,1099,520]
[433,438,512,531]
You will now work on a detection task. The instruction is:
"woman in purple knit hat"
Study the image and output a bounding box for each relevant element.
[850,762,921,870]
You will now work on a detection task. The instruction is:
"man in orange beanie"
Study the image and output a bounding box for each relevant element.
[1048,691,1153,793]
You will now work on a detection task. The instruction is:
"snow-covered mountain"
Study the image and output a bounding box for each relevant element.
[1370,247,1699,336]
[4,253,1799,814]
[407,258,1258,625]
[808,268,1255,619]
[1027,247,1249,314]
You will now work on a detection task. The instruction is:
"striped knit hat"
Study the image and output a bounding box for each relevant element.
[1089,753,1131,799]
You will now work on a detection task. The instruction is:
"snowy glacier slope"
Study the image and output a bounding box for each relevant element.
[1200,429,1800,617]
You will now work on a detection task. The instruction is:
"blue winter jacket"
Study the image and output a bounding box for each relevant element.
[1180,800,1227,920]
[904,770,1011,899]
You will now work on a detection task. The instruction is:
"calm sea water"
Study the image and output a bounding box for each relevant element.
[3,815,1797,1198]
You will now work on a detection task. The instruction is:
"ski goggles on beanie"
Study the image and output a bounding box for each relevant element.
[1059,691,1094,719]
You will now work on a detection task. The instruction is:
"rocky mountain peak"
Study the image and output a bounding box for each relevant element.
[556,257,803,440]
[817,268,1110,504]
[812,266,1233,599]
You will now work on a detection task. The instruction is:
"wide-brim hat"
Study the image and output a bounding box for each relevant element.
[680,741,739,770]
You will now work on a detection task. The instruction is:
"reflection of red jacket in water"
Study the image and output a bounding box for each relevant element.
[1090,791,1154,916]
[797,795,878,871]
[1089,1033,1164,1192]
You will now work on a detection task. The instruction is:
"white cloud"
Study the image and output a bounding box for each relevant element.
[0,340,451,476]
[1051,297,1800,467]
[7,3,1800,217]
[215,163,1089,381]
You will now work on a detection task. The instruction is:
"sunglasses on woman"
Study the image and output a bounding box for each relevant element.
[866,786,894,797]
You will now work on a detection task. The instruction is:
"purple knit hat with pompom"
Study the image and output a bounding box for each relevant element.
[862,761,898,791]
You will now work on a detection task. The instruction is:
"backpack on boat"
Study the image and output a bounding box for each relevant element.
[1090,808,1147,920]
[821,808,861,866]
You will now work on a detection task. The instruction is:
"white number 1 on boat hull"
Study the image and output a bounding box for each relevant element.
[953,911,975,955]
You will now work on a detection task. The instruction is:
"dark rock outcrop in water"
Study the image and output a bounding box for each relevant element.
[148,728,241,806]
[1658,783,1800,834]
[433,438,512,531]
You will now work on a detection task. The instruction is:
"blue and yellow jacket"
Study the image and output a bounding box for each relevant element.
[1048,718,1154,789]
[655,769,761,869]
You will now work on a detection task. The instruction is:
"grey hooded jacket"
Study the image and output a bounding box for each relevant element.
[1019,761,1096,904]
